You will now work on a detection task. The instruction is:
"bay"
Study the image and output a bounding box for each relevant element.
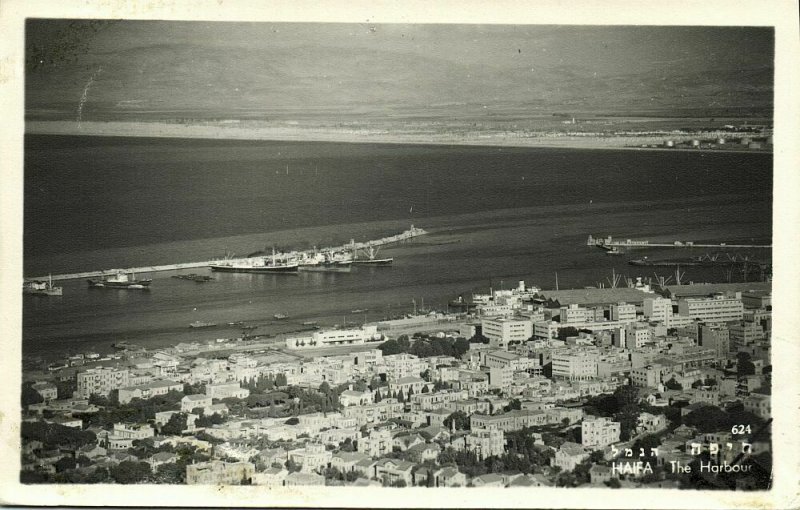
[22,135,772,359]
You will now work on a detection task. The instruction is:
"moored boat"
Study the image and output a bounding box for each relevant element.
[210,249,298,273]
[23,275,63,296]
[88,270,152,289]
[352,245,393,265]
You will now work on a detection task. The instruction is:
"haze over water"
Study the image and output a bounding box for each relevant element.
[23,135,772,359]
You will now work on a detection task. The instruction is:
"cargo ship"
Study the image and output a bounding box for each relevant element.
[88,270,152,289]
[210,255,298,273]
[298,251,353,272]
[352,246,393,266]
[23,275,63,296]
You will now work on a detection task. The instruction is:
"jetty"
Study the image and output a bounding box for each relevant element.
[27,226,427,282]
[587,235,771,250]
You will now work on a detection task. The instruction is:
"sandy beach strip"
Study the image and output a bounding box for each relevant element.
[25,120,769,153]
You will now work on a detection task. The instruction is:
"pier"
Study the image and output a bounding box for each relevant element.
[587,235,771,250]
[27,226,427,282]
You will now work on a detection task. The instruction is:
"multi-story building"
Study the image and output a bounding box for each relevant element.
[388,376,427,396]
[465,428,505,460]
[470,409,548,432]
[381,353,427,381]
[610,302,636,323]
[559,304,593,325]
[551,350,599,381]
[358,428,394,458]
[481,317,533,349]
[625,322,653,349]
[288,443,332,473]
[410,390,465,412]
[581,417,621,450]
[698,324,731,360]
[678,294,744,322]
[488,366,514,390]
[728,321,765,349]
[643,296,673,325]
[630,362,675,388]
[342,399,404,426]
[76,367,130,399]
[186,460,255,485]
[285,325,381,349]
[743,393,771,419]
[483,350,538,372]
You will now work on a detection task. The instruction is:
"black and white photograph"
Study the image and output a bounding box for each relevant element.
[2,1,798,508]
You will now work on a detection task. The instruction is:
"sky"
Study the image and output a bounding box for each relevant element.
[25,21,774,120]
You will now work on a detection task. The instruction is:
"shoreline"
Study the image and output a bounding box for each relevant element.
[25,120,772,154]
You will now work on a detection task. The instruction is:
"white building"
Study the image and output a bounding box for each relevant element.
[582,417,621,450]
[285,325,381,349]
[559,304,593,325]
[643,296,673,325]
[551,350,599,381]
[76,367,130,399]
[610,302,636,323]
[678,294,744,322]
[481,317,533,349]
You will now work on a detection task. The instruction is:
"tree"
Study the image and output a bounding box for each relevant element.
[557,327,580,340]
[55,456,77,473]
[161,413,187,436]
[154,462,185,484]
[275,373,288,387]
[503,399,522,412]
[110,461,152,484]
[682,405,730,433]
[606,478,621,488]
[614,404,640,441]
[443,411,470,431]
[22,383,45,407]
[421,385,430,394]
[285,417,300,425]
[285,458,302,473]
[665,378,682,391]
[614,384,640,409]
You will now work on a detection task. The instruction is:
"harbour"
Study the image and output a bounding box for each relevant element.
[25,226,426,282]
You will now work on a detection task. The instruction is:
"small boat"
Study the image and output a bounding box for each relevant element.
[23,275,63,296]
[351,309,368,314]
[88,270,152,289]
[273,313,289,320]
[302,321,318,326]
[190,321,217,328]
